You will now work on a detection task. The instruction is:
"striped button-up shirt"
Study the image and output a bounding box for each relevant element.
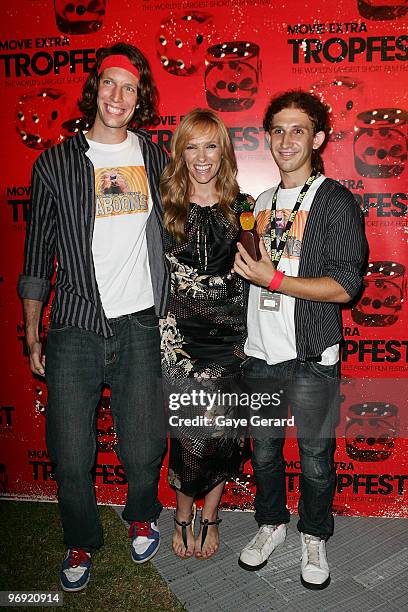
[295,178,367,360]
[18,129,170,337]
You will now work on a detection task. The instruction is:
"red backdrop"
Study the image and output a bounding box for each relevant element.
[1,0,407,517]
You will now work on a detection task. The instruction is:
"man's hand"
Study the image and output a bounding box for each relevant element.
[234,238,275,287]
[27,338,45,377]
[23,298,45,376]
[234,238,351,303]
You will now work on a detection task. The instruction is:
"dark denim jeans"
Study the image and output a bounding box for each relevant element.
[243,357,339,540]
[45,308,166,551]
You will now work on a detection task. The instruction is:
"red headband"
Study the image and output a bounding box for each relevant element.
[98,55,140,81]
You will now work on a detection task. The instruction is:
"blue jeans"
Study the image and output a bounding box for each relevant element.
[45,308,166,551]
[243,357,339,540]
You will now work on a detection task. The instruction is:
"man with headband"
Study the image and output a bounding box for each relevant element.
[18,43,169,591]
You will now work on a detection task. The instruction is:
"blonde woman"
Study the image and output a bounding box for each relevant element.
[160,109,253,560]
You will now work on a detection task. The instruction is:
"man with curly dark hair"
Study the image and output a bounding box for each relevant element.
[234,90,367,590]
[18,43,169,591]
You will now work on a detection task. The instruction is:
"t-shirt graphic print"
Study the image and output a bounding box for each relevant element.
[255,208,309,262]
[95,166,149,218]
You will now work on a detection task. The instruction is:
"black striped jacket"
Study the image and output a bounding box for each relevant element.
[295,178,367,360]
[18,129,170,337]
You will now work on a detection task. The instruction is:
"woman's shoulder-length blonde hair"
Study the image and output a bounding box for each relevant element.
[161,108,239,242]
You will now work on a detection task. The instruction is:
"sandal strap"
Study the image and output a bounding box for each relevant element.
[173,512,193,550]
[199,518,222,526]
[200,517,222,551]
[173,515,193,528]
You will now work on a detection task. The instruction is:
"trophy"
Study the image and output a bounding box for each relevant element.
[239,201,260,260]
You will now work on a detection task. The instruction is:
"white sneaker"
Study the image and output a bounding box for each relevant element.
[238,524,287,571]
[300,533,330,589]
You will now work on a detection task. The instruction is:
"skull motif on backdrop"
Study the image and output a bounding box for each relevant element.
[156,11,213,76]
[345,403,398,462]
[310,77,365,142]
[352,261,406,327]
[357,0,408,20]
[205,42,260,112]
[354,108,408,178]
[16,89,69,150]
[54,0,106,35]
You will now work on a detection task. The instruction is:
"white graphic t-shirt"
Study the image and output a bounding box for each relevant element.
[86,131,154,318]
[245,175,339,365]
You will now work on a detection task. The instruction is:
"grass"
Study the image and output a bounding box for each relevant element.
[0,501,185,611]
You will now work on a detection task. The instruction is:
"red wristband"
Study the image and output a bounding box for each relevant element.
[268,270,285,291]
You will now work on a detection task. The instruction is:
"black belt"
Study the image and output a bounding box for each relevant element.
[108,306,155,322]
[298,354,322,363]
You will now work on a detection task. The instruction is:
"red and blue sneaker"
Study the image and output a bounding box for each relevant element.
[129,521,160,563]
[60,548,91,592]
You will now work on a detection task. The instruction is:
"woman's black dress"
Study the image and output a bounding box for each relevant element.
[161,194,252,496]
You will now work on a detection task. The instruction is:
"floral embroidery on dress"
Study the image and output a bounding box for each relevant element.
[168,468,181,490]
[160,312,193,377]
[167,253,234,294]
[166,254,208,297]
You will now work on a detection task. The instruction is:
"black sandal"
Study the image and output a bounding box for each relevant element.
[173,504,196,550]
[200,517,222,551]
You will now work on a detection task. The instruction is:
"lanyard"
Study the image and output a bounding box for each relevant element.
[269,172,319,264]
